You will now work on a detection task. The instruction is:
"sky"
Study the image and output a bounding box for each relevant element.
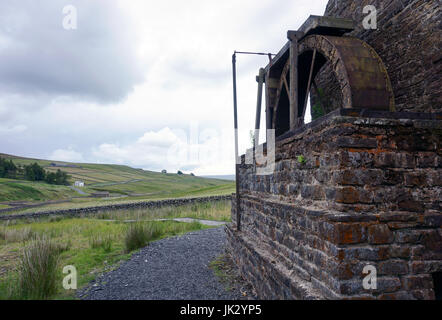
[0,0,328,175]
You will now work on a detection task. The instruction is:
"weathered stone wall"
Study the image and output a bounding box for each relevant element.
[311,0,441,114]
[226,109,441,299]
[0,195,232,221]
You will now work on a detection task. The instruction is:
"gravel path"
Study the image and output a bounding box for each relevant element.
[77,227,242,300]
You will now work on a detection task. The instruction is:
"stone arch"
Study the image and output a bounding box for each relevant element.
[272,34,395,131]
[298,34,395,113]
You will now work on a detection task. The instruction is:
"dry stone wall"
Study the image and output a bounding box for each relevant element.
[0,195,232,221]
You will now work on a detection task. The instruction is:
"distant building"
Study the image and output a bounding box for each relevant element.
[74,181,85,187]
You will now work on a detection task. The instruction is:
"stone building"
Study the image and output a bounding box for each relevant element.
[226,0,441,300]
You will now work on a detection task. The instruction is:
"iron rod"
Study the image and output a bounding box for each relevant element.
[254,68,265,147]
[235,51,275,56]
[232,53,241,231]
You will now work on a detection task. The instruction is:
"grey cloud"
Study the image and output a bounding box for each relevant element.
[0,0,145,104]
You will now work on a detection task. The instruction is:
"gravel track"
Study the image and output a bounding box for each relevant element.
[78,227,242,300]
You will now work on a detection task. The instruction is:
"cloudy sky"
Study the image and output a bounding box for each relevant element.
[0,0,328,175]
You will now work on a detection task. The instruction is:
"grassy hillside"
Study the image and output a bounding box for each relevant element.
[0,178,78,202]
[0,153,235,207]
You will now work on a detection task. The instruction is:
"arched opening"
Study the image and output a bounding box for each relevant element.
[309,61,343,121]
[274,74,290,137]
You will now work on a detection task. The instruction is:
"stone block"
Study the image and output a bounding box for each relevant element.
[368,224,394,244]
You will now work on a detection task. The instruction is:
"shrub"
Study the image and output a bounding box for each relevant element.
[124,223,161,253]
[17,237,61,299]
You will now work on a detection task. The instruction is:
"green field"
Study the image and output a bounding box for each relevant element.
[0,153,235,213]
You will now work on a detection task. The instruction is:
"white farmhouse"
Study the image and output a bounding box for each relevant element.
[74,181,85,187]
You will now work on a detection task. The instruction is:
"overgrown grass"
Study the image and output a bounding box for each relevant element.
[0,225,34,244]
[89,234,113,252]
[0,200,229,300]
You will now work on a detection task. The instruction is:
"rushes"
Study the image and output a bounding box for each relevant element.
[17,236,61,299]
[124,223,161,253]
[0,226,34,243]
[89,234,113,252]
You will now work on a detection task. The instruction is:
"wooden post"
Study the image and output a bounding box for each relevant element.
[287,31,303,131]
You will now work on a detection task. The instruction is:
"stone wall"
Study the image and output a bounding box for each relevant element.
[0,195,232,221]
[311,0,441,114]
[226,109,441,299]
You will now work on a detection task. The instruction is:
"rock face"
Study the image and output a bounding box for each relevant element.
[312,0,441,114]
[226,109,441,299]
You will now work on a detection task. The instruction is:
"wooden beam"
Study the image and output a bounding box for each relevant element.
[287,30,304,131]
[263,41,290,74]
[298,15,355,39]
[272,60,290,129]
